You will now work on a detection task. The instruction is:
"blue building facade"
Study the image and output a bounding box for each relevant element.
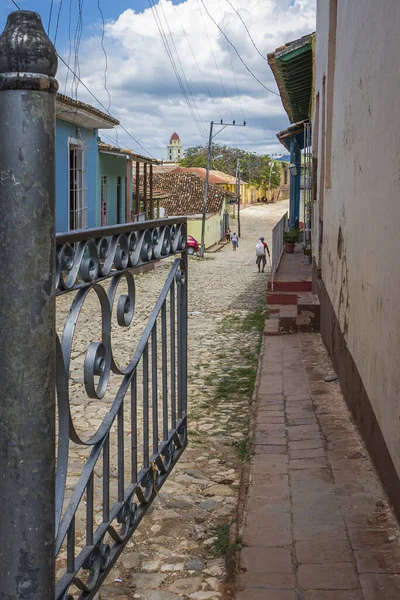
[54,94,156,232]
[55,94,118,232]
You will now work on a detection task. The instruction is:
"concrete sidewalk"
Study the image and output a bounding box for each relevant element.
[237,333,400,599]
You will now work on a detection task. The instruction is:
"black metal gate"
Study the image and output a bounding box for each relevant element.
[0,11,188,599]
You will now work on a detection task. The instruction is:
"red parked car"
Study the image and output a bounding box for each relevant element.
[187,235,199,255]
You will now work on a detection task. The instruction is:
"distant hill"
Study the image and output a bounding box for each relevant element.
[276,154,290,162]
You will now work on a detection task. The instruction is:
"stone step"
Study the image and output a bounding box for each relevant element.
[268,280,312,292]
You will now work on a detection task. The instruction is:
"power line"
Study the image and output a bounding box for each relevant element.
[63,0,73,94]
[195,0,236,124]
[53,0,64,46]
[97,0,111,112]
[172,2,223,123]
[47,0,54,34]
[9,0,156,159]
[225,0,269,63]
[157,0,208,140]
[199,0,280,97]
[147,0,207,143]
[218,0,244,146]
[57,54,155,157]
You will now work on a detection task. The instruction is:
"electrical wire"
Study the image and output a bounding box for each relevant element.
[156,0,208,140]
[63,0,73,94]
[8,0,156,159]
[196,0,236,124]
[53,0,64,46]
[101,131,122,148]
[225,0,269,63]
[219,0,255,153]
[218,0,244,146]
[147,0,207,143]
[172,2,223,123]
[57,53,155,157]
[72,0,84,100]
[97,0,112,112]
[199,0,280,97]
[47,0,54,34]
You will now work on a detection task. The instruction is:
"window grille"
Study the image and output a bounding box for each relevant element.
[69,139,88,230]
[101,175,108,226]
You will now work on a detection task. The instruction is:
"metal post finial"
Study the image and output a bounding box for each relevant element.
[0,10,58,92]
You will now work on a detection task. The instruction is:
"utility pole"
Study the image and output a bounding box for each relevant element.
[200,121,213,258]
[200,119,246,257]
[236,158,241,237]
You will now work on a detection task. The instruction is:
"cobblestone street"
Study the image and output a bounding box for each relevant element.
[57,201,289,600]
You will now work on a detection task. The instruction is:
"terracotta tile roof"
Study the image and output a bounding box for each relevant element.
[209,169,248,186]
[56,93,119,125]
[170,132,180,141]
[153,170,231,216]
[171,167,228,185]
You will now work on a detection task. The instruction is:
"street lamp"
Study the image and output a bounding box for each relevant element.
[289,162,298,177]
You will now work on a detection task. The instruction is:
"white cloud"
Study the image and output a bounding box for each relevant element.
[58,0,316,158]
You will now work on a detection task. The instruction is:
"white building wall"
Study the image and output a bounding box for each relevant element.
[314,0,400,476]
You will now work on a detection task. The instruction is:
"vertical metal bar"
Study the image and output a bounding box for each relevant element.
[170,284,176,428]
[161,303,168,440]
[143,344,149,468]
[0,12,57,597]
[135,161,140,218]
[86,473,94,546]
[131,371,138,483]
[149,163,154,219]
[118,403,124,502]
[67,516,75,573]
[103,435,110,522]
[181,255,188,417]
[143,163,148,219]
[152,326,158,454]
[177,275,183,419]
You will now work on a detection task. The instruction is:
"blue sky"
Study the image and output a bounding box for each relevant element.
[1,0,316,159]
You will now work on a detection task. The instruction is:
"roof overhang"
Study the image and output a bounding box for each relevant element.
[268,33,314,124]
[56,94,119,130]
[98,143,159,164]
[277,120,308,151]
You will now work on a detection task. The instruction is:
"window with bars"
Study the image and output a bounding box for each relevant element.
[101,175,108,226]
[69,139,88,230]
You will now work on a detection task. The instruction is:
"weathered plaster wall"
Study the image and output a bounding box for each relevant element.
[314,0,400,477]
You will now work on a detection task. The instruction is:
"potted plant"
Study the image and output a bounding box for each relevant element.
[303,243,312,264]
[283,229,299,253]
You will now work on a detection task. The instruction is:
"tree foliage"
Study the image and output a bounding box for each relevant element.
[179,144,282,189]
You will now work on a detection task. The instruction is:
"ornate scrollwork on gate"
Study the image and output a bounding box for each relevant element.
[54,218,188,600]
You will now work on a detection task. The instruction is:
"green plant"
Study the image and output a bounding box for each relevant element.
[283,229,300,244]
[212,523,231,556]
[231,435,252,462]
[303,244,312,256]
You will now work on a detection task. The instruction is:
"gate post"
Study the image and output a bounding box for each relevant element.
[0,11,58,598]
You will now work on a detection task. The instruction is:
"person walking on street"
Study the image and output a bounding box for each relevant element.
[255,236,270,272]
[232,232,238,251]
[226,228,231,242]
